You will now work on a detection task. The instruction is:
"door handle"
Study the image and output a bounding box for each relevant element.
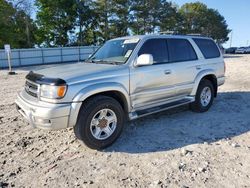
[196,65,202,70]
[164,70,171,75]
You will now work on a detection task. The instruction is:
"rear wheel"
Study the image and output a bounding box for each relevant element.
[74,95,124,150]
[190,79,214,112]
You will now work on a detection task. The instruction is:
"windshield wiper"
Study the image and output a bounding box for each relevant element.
[85,59,96,63]
[95,60,119,65]
[85,59,123,65]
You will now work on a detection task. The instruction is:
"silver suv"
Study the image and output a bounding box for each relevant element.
[16,34,225,149]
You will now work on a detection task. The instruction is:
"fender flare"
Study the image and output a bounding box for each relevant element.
[190,69,217,96]
[68,82,130,127]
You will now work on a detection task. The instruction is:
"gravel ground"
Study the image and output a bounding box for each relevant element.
[0,55,250,188]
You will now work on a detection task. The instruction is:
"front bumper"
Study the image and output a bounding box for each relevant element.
[15,92,71,130]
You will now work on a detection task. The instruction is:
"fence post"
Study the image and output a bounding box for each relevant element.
[41,48,45,64]
[78,46,81,62]
[18,50,21,66]
[60,47,63,63]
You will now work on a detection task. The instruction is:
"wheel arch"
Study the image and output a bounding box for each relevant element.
[191,70,218,97]
[83,90,129,114]
[68,83,131,127]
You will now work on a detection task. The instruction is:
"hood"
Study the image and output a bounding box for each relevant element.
[34,62,128,84]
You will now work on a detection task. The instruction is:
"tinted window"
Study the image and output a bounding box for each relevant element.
[167,39,197,62]
[138,39,168,64]
[193,38,220,59]
[90,39,139,64]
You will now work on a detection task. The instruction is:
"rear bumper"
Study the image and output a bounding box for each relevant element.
[15,92,71,130]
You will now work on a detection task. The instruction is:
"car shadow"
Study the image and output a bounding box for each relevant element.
[106,91,250,153]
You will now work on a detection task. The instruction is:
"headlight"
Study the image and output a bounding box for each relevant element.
[40,84,67,99]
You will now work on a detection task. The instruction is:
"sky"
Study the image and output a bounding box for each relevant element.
[171,0,250,48]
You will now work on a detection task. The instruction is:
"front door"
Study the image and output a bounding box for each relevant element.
[130,38,177,110]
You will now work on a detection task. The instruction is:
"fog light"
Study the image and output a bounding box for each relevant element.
[34,117,51,125]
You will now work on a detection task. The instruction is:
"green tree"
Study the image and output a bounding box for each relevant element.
[75,0,97,46]
[94,0,113,43]
[36,0,77,47]
[178,2,230,42]
[0,0,36,48]
[12,0,36,47]
[14,9,37,48]
[31,0,230,46]
[203,8,230,43]
[93,0,132,43]
[130,0,180,35]
[130,0,152,34]
[0,0,15,47]
[158,1,182,33]
[109,0,131,38]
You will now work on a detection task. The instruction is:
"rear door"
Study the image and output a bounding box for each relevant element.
[166,38,199,97]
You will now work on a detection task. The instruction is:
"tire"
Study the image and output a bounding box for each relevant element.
[74,95,124,150]
[190,79,214,113]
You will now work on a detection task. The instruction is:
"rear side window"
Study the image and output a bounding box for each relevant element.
[193,38,220,59]
[138,39,168,64]
[167,39,197,62]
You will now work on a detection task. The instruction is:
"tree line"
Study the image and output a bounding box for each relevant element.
[0,0,230,48]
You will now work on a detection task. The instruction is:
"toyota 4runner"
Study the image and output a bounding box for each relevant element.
[15,34,225,149]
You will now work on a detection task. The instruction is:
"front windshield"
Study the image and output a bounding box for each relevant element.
[88,38,140,64]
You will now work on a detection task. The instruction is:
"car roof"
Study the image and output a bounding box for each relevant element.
[110,34,213,41]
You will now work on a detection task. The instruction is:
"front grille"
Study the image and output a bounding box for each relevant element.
[25,80,39,98]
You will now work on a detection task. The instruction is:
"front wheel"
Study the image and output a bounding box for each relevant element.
[74,95,124,150]
[190,79,214,113]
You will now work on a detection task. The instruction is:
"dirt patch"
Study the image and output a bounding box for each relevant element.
[0,55,250,187]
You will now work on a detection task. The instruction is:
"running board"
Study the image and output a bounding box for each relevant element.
[129,97,195,120]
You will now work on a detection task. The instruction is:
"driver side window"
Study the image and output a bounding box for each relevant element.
[138,39,169,64]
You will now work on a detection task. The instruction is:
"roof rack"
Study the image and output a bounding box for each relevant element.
[156,31,209,38]
[186,33,205,37]
[158,31,176,35]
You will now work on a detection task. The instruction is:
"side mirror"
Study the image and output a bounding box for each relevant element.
[135,54,153,67]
